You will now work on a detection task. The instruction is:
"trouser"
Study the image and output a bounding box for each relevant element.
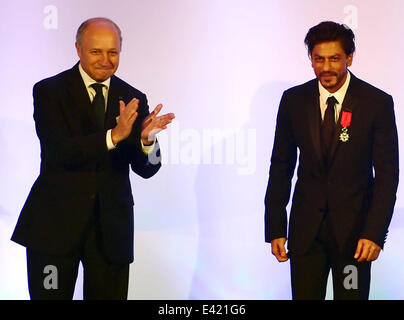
[26,217,129,300]
[289,214,371,300]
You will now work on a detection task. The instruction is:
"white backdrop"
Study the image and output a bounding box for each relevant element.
[0,0,403,299]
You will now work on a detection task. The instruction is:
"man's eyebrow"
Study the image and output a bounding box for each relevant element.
[89,47,118,51]
[313,54,341,58]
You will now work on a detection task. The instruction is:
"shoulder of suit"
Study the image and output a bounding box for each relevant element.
[283,78,317,97]
[34,68,71,86]
[111,74,146,98]
[32,67,74,96]
[350,75,392,100]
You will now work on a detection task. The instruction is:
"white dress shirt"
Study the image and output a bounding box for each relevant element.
[318,70,351,123]
[78,63,155,153]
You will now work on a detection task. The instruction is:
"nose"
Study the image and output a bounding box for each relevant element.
[323,59,331,71]
[98,53,111,66]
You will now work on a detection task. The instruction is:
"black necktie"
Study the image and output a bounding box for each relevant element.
[322,96,338,155]
[90,83,105,129]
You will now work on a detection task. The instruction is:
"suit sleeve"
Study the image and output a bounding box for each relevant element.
[118,92,162,179]
[33,81,108,168]
[264,92,297,243]
[361,95,399,248]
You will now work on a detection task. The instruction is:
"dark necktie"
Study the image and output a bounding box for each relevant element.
[90,83,105,129]
[321,96,338,155]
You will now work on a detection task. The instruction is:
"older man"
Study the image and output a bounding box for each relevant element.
[11,17,174,299]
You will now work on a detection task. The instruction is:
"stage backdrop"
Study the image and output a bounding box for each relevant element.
[1,0,403,299]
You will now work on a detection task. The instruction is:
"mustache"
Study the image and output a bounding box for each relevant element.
[320,72,338,77]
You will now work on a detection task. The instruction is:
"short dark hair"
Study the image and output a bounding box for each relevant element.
[76,17,122,49]
[304,21,355,56]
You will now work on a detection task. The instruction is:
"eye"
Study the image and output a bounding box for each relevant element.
[330,56,340,62]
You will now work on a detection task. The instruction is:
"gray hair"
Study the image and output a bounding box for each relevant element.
[76,17,122,49]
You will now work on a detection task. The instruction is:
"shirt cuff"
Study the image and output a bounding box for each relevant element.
[141,138,156,155]
[106,129,116,150]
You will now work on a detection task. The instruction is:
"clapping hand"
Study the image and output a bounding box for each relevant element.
[141,104,175,145]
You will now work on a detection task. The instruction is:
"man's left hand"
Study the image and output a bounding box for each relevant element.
[354,238,381,262]
[141,104,175,145]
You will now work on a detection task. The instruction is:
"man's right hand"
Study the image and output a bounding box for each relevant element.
[111,98,139,145]
[271,237,288,262]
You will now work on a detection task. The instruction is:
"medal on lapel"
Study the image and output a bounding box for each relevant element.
[339,110,352,142]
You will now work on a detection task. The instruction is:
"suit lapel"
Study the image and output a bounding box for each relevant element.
[65,63,99,130]
[306,80,324,167]
[105,75,121,130]
[327,73,359,167]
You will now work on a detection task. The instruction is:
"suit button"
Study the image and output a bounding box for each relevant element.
[96,163,102,172]
[90,193,96,200]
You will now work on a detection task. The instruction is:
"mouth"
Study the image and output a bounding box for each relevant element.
[320,73,337,80]
[92,68,115,81]
[96,67,113,71]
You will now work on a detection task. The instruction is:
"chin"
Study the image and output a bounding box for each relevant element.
[92,69,115,81]
[94,73,113,82]
[321,79,337,88]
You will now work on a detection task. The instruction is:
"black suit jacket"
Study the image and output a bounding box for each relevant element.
[11,63,161,264]
[265,73,399,255]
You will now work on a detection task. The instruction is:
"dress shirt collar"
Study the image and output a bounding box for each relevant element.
[318,70,351,105]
